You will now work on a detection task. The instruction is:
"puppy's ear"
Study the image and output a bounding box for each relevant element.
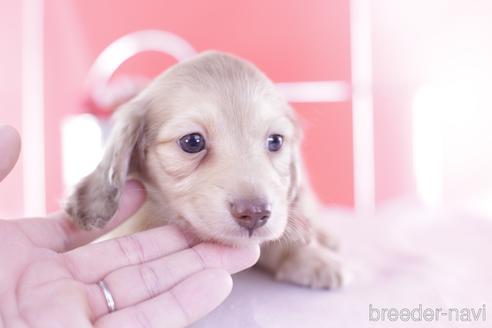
[65,100,148,230]
[287,109,303,203]
[285,109,322,244]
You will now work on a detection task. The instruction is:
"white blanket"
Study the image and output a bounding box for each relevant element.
[194,206,492,327]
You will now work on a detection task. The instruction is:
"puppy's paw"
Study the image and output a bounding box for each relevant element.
[274,245,349,289]
[316,228,340,251]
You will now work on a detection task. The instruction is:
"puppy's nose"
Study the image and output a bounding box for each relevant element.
[230,199,271,236]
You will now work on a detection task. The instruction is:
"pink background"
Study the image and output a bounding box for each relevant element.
[2,0,492,217]
[5,0,354,216]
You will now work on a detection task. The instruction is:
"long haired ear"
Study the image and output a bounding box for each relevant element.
[280,107,314,245]
[287,107,303,203]
[65,99,148,230]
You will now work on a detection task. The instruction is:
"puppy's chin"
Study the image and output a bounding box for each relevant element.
[176,214,286,247]
[212,227,285,247]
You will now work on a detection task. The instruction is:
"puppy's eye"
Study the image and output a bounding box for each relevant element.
[267,134,284,152]
[179,133,206,153]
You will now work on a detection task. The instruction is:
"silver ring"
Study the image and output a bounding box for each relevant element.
[98,280,116,313]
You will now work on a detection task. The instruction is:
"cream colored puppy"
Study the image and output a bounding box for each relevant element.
[66,51,346,289]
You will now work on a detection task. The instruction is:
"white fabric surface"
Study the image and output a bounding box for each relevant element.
[193,206,492,327]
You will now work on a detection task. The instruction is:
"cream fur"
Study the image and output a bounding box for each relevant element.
[66,51,346,289]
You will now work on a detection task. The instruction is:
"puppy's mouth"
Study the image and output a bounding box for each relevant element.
[177,213,283,247]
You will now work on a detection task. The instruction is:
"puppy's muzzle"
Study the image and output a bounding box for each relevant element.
[230,199,271,236]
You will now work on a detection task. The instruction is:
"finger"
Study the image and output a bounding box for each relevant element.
[86,243,259,318]
[95,269,232,328]
[0,125,21,182]
[63,225,191,282]
[15,180,146,252]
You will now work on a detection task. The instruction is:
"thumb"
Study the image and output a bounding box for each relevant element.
[0,125,21,183]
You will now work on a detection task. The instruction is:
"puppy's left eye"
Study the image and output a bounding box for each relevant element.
[179,133,206,153]
[267,134,284,152]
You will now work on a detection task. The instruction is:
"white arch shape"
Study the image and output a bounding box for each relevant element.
[86,29,197,104]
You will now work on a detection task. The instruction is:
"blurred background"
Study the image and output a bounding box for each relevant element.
[1,0,491,219]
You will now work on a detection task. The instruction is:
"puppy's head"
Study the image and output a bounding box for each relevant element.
[66,51,302,245]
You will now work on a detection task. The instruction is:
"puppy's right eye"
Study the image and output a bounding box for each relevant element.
[179,133,206,153]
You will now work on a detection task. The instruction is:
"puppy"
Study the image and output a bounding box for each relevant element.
[66,51,346,289]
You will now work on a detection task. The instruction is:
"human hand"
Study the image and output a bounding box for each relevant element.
[0,125,260,327]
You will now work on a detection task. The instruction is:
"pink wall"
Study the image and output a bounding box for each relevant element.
[44,0,354,211]
[7,0,491,217]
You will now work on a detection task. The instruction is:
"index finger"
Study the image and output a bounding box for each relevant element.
[63,225,191,282]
